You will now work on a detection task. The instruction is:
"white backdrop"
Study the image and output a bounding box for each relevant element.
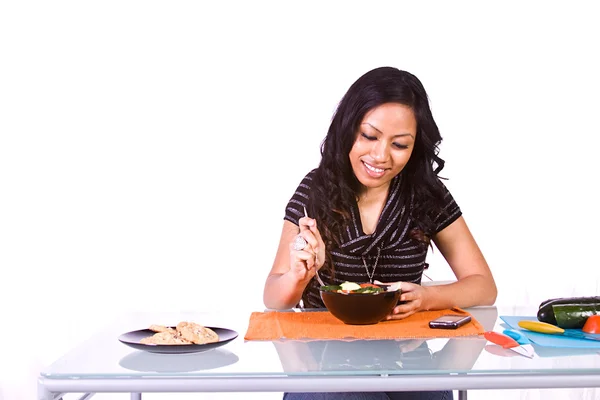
[1,1,599,399]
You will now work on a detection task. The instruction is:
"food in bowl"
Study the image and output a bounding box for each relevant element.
[319,281,402,325]
[320,281,401,294]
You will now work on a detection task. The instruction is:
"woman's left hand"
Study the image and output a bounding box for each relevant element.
[374,280,429,320]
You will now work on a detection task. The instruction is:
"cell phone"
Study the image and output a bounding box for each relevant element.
[428,314,472,329]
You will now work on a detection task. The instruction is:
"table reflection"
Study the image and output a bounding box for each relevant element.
[271,307,499,373]
[119,348,239,373]
[273,335,487,373]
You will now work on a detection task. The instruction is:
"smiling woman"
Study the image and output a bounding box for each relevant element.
[349,103,416,194]
[263,66,497,400]
[349,103,417,236]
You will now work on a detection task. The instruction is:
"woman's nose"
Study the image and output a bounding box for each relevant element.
[371,140,389,161]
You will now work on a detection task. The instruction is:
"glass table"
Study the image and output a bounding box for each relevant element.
[38,307,600,400]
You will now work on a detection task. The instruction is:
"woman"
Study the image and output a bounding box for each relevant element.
[263,67,497,400]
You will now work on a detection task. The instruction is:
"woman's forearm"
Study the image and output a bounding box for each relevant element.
[423,274,497,311]
[263,272,310,310]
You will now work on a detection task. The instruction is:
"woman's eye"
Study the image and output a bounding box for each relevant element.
[361,133,376,140]
[393,143,409,149]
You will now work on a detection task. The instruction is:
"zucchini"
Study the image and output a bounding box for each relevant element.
[552,304,600,329]
[537,296,600,326]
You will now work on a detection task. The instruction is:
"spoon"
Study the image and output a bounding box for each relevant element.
[304,207,325,287]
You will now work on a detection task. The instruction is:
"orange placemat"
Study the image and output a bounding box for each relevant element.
[244,308,484,341]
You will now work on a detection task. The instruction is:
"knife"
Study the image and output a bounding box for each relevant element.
[502,329,536,358]
[484,331,534,358]
[518,320,600,342]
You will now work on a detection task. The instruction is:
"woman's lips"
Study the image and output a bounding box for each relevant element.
[362,161,386,178]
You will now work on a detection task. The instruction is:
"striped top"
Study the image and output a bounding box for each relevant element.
[284,169,462,308]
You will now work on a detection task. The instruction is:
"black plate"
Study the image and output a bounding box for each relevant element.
[118,326,238,354]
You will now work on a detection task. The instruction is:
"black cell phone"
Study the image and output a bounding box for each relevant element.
[428,314,472,329]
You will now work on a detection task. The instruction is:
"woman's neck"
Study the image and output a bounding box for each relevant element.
[356,184,390,235]
[358,184,390,205]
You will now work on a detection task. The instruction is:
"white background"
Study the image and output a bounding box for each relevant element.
[1,1,599,399]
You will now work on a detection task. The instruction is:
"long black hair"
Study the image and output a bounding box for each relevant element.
[310,67,448,272]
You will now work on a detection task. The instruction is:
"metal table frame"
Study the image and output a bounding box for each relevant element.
[38,371,600,400]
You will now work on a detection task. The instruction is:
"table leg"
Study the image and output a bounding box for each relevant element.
[458,389,467,400]
[37,378,56,400]
[131,393,142,400]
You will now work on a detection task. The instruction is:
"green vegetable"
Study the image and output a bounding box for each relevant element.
[352,287,385,294]
[552,303,600,329]
[320,285,342,292]
[537,296,600,326]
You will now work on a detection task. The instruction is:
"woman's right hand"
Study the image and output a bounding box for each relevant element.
[288,215,326,282]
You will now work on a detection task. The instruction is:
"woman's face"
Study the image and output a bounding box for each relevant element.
[349,103,417,193]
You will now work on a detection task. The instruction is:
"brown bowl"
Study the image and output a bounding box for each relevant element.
[319,285,401,325]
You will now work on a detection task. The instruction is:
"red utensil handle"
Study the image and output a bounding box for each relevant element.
[484,331,519,348]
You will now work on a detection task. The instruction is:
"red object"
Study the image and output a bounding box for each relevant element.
[360,283,380,288]
[582,315,600,334]
[484,331,520,348]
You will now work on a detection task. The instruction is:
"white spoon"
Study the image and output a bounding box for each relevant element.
[304,206,325,287]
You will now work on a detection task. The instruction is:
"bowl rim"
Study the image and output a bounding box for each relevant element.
[318,284,401,296]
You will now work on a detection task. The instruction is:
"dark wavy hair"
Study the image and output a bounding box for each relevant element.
[309,67,448,272]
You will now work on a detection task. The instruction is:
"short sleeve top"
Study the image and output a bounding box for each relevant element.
[284,169,462,308]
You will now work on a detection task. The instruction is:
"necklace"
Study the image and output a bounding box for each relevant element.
[362,246,382,283]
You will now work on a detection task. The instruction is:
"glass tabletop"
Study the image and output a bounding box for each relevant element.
[40,306,600,379]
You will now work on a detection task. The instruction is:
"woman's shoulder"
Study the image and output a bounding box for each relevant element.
[432,178,462,232]
[295,168,318,190]
[305,168,318,181]
[284,168,318,224]
[435,178,458,204]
